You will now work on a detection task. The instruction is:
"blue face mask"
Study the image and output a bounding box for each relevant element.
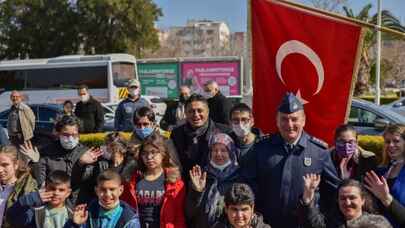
[135,127,154,139]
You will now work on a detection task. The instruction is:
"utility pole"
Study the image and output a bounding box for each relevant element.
[375,0,382,105]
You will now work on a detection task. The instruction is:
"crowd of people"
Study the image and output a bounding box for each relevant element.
[0,79,404,228]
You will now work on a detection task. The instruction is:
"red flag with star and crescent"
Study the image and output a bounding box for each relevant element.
[252,0,363,144]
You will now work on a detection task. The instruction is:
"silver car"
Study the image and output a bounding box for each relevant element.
[382,97,405,116]
[349,98,405,135]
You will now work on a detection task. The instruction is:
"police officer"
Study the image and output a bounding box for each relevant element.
[114,79,150,132]
[244,93,340,228]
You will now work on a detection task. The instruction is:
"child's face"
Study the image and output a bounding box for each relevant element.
[211,143,230,166]
[0,154,18,185]
[141,145,163,170]
[46,183,71,208]
[225,204,254,228]
[95,180,123,210]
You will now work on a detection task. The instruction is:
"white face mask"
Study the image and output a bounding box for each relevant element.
[232,123,251,138]
[80,94,90,102]
[59,136,79,150]
[128,88,140,97]
[210,160,231,171]
[98,199,120,210]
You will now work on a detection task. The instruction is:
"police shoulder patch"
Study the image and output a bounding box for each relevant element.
[309,136,328,149]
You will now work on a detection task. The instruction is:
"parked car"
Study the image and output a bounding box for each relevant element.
[349,98,405,135]
[0,104,61,149]
[0,104,116,135]
[382,97,405,116]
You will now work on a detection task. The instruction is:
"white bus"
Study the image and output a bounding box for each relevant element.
[0,54,137,111]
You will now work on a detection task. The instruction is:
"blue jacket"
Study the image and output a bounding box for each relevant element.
[114,97,150,132]
[64,200,140,228]
[243,132,340,228]
[378,165,405,228]
[6,191,72,228]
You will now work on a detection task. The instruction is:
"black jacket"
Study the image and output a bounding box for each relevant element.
[74,96,104,133]
[36,141,87,205]
[170,120,232,179]
[207,92,232,125]
[231,127,264,170]
[72,158,137,204]
[185,169,240,228]
[385,198,405,227]
[330,147,377,182]
[160,100,179,131]
[212,213,271,228]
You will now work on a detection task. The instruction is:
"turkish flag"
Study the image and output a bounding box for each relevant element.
[252,0,362,144]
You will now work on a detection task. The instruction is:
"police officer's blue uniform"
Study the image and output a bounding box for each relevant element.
[242,93,341,228]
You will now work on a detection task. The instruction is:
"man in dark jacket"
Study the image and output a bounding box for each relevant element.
[203,80,232,125]
[160,85,191,131]
[244,93,340,228]
[74,84,104,133]
[229,103,264,169]
[170,94,232,179]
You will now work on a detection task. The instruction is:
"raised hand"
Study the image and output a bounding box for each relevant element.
[339,157,351,179]
[73,204,88,225]
[302,173,321,205]
[20,141,40,162]
[189,165,207,192]
[364,171,393,207]
[79,147,103,165]
[38,188,53,203]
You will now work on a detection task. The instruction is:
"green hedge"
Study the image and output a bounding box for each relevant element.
[357,96,398,105]
[79,133,385,163]
[358,135,384,164]
[79,133,131,147]
[79,131,171,147]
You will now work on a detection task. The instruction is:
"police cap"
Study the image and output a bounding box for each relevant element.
[278,92,304,114]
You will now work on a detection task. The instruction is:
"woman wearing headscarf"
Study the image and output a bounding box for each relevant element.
[185,133,240,228]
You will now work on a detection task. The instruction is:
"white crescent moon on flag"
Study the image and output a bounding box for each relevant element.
[275,40,325,95]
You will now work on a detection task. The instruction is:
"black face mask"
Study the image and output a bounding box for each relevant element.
[179,95,189,103]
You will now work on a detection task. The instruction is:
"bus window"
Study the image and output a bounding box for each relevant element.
[0,70,25,91]
[112,62,136,87]
[0,66,108,91]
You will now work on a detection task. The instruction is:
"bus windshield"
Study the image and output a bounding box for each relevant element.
[112,62,136,87]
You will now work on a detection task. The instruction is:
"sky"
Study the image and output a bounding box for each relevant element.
[153,0,405,32]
